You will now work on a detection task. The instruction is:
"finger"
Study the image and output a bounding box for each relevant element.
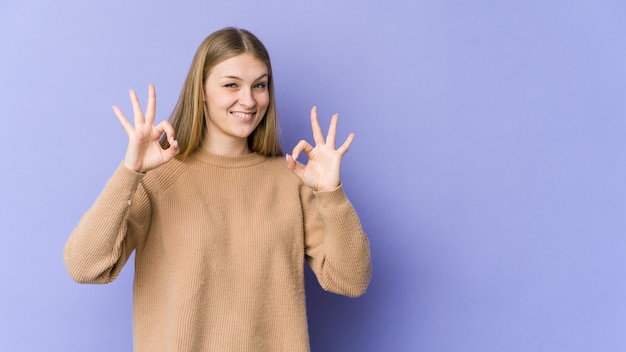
[129,89,145,126]
[336,132,355,156]
[310,106,325,145]
[155,120,177,146]
[285,153,296,169]
[145,83,156,126]
[112,105,134,134]
[153,121,179,159]
[291,140,314,161]
[157,120,175,140]
[326,113,339,148]
[162,138,180,159]
[285,154,305,178]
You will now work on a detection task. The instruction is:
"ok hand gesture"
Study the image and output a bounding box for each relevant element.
[112,84,179,173]
[286,107,354,192]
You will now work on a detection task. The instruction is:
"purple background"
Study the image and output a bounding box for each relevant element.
[2,0,626,351]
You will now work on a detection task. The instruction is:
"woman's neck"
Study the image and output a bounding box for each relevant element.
[201,136,251,156]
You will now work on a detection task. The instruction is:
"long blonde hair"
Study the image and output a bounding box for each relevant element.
[166,27,282,159]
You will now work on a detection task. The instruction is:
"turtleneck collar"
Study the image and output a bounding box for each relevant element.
[189,147,267,168]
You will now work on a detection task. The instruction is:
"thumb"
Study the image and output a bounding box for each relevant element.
[163,138,180,159]
[286,154,304,178]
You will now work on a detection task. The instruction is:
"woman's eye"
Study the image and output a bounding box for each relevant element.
[224,83,237,88]
[254,83,267,89]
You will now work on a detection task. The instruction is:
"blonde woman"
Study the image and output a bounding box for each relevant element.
[64,27,371,352]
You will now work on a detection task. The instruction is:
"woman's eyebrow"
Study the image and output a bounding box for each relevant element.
[221,73,268,81]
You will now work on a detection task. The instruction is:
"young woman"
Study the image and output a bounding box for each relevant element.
[64,27,371,351]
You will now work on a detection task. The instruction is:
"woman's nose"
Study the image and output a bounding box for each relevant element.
[238,88,256,108]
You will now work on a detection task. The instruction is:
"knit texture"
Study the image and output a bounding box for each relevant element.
[64,148,371,351]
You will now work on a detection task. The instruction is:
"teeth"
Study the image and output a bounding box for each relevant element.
[232,112,254,118]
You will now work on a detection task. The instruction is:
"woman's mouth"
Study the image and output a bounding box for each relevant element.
[231,111,256,122]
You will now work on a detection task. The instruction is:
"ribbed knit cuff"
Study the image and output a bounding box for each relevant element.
[98,162,146,204]
[313,184,348,208]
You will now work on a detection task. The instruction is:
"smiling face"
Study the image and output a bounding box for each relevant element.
[202,53,270,155]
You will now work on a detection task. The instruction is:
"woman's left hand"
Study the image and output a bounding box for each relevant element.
[287,106,354,192]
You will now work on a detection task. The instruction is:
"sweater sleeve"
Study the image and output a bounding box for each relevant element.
[64,163,152,284]
[303,184,372,297]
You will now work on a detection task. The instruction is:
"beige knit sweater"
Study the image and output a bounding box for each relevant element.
[64,149,371,351]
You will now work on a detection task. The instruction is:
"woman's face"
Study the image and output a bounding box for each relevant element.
[203,53,269,153]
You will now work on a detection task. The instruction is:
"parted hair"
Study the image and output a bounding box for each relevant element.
[166,27,282,159]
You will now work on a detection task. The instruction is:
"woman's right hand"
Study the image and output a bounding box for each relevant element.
[112,83,179,173]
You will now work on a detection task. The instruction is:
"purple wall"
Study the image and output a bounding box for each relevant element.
[2,0,626,351]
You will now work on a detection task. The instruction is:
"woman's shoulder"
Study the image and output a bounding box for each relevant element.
[261,155,302,185]
[140,157,190,192]
[262,155,291,173]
